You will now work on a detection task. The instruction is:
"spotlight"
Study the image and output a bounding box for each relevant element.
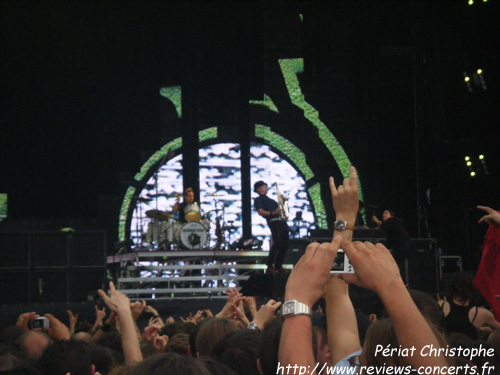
[479,155,484,160]
[464,76,470,82]
[470,171,476,177]
[468,0,473,4]
[477,69,483,74]
[465,156,470,161]
[467,161,472,166]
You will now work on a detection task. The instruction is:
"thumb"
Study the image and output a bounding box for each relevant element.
[338,273,359,286]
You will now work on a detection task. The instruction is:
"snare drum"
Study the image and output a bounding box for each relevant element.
[180,222,208,249]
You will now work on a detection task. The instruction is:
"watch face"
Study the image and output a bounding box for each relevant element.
[335,221,347,230]
[283,302,294,315]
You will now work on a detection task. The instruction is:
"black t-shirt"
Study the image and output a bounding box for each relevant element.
[254,195,279,223]
[380,217,410,248]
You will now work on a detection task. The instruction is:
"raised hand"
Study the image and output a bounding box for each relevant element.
[339,241,403,294]
[250,299,282,330]
[130,300,147,321]
[477,206,500,228]
[97,282,131,314]
[285,236,342,307]
[16,312,39,332]
[45,313,71,341]
[329,166,358,222]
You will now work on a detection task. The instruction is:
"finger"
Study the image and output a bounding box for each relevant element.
[303,241,320,262]
[108,281,116,294]
[97,289,111,304]
[329,177,338,196]
[272,301,282,311]
[478,215,488,224]
[477,205,494,214]
[363,241,377,251]
[341,240,358,261]
[349,166,357,189]
[322,235,342,265]
[338,273,360,286]
[267,299,276,305]
[338,185,344,193]
[95,306,98,313]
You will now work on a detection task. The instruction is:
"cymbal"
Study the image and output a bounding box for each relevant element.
[205,193,221,197]
[146,209,171,221]
[185,212,202,222]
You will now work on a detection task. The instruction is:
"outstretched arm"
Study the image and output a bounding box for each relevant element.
[279,236,343,374]
[340,241,448,370]
[325,276,361,365]
[98,282,142,366]
[330,166,358,243]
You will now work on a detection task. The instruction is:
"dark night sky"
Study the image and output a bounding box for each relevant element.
[2,1,499,259]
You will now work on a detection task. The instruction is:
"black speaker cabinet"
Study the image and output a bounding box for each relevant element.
[0,271,31,304]
[32,232,69,268]
[31,270,69,303]
[0,232,31,268]
[240,273,289,299]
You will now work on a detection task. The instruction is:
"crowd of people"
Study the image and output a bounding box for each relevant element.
[1,167,499,375]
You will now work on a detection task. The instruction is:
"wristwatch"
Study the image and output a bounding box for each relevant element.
[334,220,355,231]
[247,323,261,332]
[281,300,311,318]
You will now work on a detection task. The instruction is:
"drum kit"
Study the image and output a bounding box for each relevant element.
[139,193,235,250]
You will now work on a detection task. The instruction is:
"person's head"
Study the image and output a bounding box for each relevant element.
[198,356,238,375]
[448,271,478,303]
[38,339,92,375]
[166,333,190,355]
[127,352,210,375]
[253,181,268,196]
[195,318,238,357]
[160,322,186,339]
[89,343,115,375]
[73,332,92,343]
[184,188,195,205]
[382,210,395,222]
[16,331,52,364]
[408,289,444,332]
[213,329,261,375]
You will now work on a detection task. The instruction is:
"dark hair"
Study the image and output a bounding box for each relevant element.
[95,332,124,365]
[198,356,238,375]
[409,289,445,332]
[89,343,115,375]
[258,318,282,375]
[167,333,190,355]
[141,342,159,359]
[38,340,91,375]
[448,271,479,304]
[127,352,210,375]
[213,329,261,375]
[160,322,186,339]
[189,318,211,357]
[385,209,395,217]
[196,318,238,357]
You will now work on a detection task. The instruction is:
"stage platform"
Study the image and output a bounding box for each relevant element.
[109,249,292,299]
[108,237,441,299]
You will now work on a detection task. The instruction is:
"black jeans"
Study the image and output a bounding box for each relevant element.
[267,220,289,269]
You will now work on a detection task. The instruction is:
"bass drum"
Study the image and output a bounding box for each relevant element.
[180,222,208,249]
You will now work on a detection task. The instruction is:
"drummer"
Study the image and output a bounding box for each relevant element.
[173,187,199,223]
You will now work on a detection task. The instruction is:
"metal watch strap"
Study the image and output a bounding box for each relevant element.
[281,300,311,318]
